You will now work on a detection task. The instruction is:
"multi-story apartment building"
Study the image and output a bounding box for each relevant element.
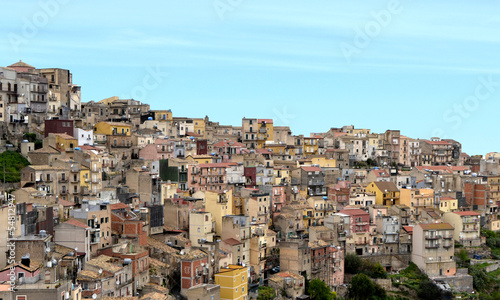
[256,119,274,148]
[71,201,112,252]
[412,223,456,278]
[180,250,209,298]
[438,197,458,213]
[409,138,421,167]
[383,130,400,165]
[20,165,70,200]
[376,215,400,254]
[399,188,435,217]
[244,191,271,226]
[214,265,248,300]
[338,208,370,255]
[269,271,305,300]
[221,215,251,269]
[366,181,400,206]
[188,162,238,192]
[421,139,454,166]
[399,135,411,166]
[242,118,258,149]
[38,67,81,115]
[279,240,311,279]
[189,211,216,247]
[203,190,234,235]
[443,211,481,247]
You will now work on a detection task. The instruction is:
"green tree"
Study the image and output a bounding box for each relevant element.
[370,262,387,279]
[349,274,375,300]
[0,151,30,182]
[345,253,362,274]
[257,286,276,300]
[417,280,442,300]
[307,279,336,300]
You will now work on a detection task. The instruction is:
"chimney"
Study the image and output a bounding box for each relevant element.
[21,254,30,268]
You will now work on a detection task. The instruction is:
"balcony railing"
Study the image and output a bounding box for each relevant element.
[59,178,68,183]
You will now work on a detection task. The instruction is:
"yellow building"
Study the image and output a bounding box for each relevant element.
[303,137,320,156]
[438,197,458,213]
[366,181,400,206]
[80,166,90,190]
[399,188,435,216]
[153,109,173,122]
[161,181,179,201]
[203,190,234,236]
[256,119,274,148]
[311,157,337,168]
[215,265,248,300]
[192,118,206,137]
[94,121,131,136]
[266,144,286,155]
[273,167,290,185]
[186,155,214,164]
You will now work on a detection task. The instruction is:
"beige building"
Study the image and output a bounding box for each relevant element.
[279,240,311,279]
[442,211,481,247]
[189,211,216,247]
[268,271,305,299]
[221,215,251,269]
[399,188,435,217]
[202,190,234,236]
[412,223,456,277]
[187,284,221,300]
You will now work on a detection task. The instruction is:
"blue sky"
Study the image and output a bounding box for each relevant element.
[2,0,500,155]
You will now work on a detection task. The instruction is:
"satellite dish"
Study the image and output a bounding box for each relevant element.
[92,294,97,300]
[98,269,102,274]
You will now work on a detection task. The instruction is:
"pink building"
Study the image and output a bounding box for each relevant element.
[188,162,237,192]
[0,259,42,284]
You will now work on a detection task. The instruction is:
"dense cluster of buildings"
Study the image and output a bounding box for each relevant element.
[1,61,500,299]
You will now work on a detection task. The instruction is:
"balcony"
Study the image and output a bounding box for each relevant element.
[91,178,101,184]
[425,235,439,240]
[59,178,68,183]
[442,235,453,240]
[60,190,68,195]
[443,244,453,248]
[425,244,439,249]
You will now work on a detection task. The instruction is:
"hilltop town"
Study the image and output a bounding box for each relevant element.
[1,60,500,300]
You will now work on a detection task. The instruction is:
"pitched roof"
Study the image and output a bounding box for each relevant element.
[58,199,75,207]
[371,181,399,192]
[402,226,413,234]
[8,60,35,69]
[454,211,480,216]
[65,219,89,229]
[301,166,322,172]
[110,203,130,210]
[372,169,390,177]
[418,223,454,231]
[425,140,451,145]
[338,208,369,216]
[31,145,60,154]
[198,162,237,168]
[223,238,242,246]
